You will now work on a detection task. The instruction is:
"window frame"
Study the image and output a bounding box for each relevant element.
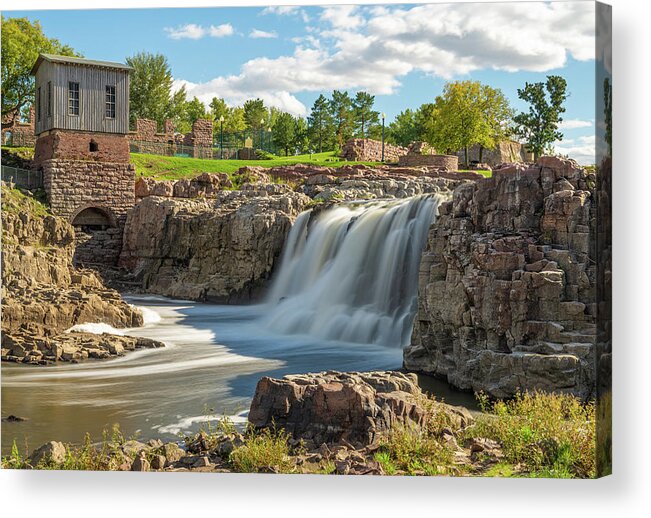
[47,81,52,118]
[68,81,80,116]
[105,85,116,119]
[37,87,41,122]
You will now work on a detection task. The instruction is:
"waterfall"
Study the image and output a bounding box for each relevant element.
[261,194,446,347]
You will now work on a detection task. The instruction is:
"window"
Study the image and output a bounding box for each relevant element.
[68,82,79,115]
[37,87,41,121]
[47,81,52,117]
[105,85,116,119]
[89,139,99,152]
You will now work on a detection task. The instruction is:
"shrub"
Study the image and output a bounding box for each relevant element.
[467,391,596,478]
[229,427,294,473]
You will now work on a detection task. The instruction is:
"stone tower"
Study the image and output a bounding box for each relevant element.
[30,53,136,265]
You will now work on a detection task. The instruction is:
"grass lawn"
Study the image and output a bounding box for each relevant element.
[130,151,384,180]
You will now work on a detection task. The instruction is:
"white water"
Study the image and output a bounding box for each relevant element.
[262,195,444,347]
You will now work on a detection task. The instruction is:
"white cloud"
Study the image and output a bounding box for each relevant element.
[165,23,234,40]
[559,119,593,130]
[553,135,596,165]
[262,5,310,23]
[175,3,596,116]
[250,29,278,39]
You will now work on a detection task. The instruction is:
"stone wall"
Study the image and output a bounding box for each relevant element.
[127,118,176,155]
[1,107,36,147]
[40,158,136,265]
[183,119,214,158]
[455,141,530,167]
[404,156,597,399]
[33,130,130,166]
[398,154,459,170]
[341,138,407,162]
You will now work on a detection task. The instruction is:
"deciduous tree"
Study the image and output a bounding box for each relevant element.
[272,112,296,156]
[1,16,78,126]
[127,52,177,129]
[513,75,568,160]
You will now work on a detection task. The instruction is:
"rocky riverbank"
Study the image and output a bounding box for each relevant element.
[404,156,598,399]
[2,370,596,477]
[1,185,153,364]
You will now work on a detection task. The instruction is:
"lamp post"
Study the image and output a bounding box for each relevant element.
[219,115,224,159]
[260,118,265,151]
[267,127,272,154]
[381,112,386,162]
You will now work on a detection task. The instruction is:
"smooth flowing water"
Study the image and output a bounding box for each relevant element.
[1,195,476,454]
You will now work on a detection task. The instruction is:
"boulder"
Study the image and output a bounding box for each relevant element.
[248,371,473,447]
[29,441,67,466]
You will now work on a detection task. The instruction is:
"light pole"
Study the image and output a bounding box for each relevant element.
[267,127,272,154]
[219,115,224,159]
[260,118,265,151]
[381,112,386,162]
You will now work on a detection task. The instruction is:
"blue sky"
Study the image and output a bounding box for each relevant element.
[5,2,598,163]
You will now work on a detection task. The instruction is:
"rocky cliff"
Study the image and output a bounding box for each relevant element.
[119,186,311,302]
[1,186,144,363]
[404,157,597,399]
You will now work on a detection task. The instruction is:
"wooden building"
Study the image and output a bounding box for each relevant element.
[31,53,132,136]
[30,53,136,266]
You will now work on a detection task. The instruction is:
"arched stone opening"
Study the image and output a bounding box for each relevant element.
[71,206,114,231]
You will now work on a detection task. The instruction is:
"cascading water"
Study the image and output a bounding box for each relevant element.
[261,194,446,347]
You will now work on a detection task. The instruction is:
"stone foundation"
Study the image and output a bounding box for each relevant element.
[33,130,130,166]
[40,158,135,265]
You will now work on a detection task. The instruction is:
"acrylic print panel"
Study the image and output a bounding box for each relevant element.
[0,1,611,478]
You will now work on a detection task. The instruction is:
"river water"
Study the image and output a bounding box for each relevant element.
[1,196,477,455]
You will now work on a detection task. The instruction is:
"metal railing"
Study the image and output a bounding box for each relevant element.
[1,165,43,190]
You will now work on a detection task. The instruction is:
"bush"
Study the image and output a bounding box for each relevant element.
[229,427,294,473]
[467,391,596,478]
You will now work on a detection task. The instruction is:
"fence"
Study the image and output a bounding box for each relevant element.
[129,128,280,160]
[1,165,43,190]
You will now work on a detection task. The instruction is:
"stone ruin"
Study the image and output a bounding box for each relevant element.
[455,140,532,167]
[340,138,408,162]
[128,118,214,159]
[397,141,459,170]
[1,106,37,147]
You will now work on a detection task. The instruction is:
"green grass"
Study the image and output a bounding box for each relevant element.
[466,391,596,478]
[131,151,383,181]
[228,426,295,474]
[1,183,49,217]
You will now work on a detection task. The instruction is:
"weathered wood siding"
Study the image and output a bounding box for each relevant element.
[34,61,129,135]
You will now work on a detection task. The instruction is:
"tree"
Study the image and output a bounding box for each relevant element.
[307,94,334,152]
[293,117,310,154]
[1,16,79,126]
[352,91,379,138]
[126,52,176,128]
[225,106,246,133]
[329,90,354,147]
[513,75,568,160]
[429,80,512,165]
[243,98,268,130]
[272,112,296,156]
[603,77,612,157]
[185,96,208,123]
[388,109,420,147]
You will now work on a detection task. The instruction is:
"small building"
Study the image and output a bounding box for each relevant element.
[30,53,136,265]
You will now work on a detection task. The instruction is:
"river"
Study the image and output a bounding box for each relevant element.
[1,195,478,455]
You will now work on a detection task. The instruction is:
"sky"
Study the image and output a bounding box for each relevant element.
[4,2,599,163]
